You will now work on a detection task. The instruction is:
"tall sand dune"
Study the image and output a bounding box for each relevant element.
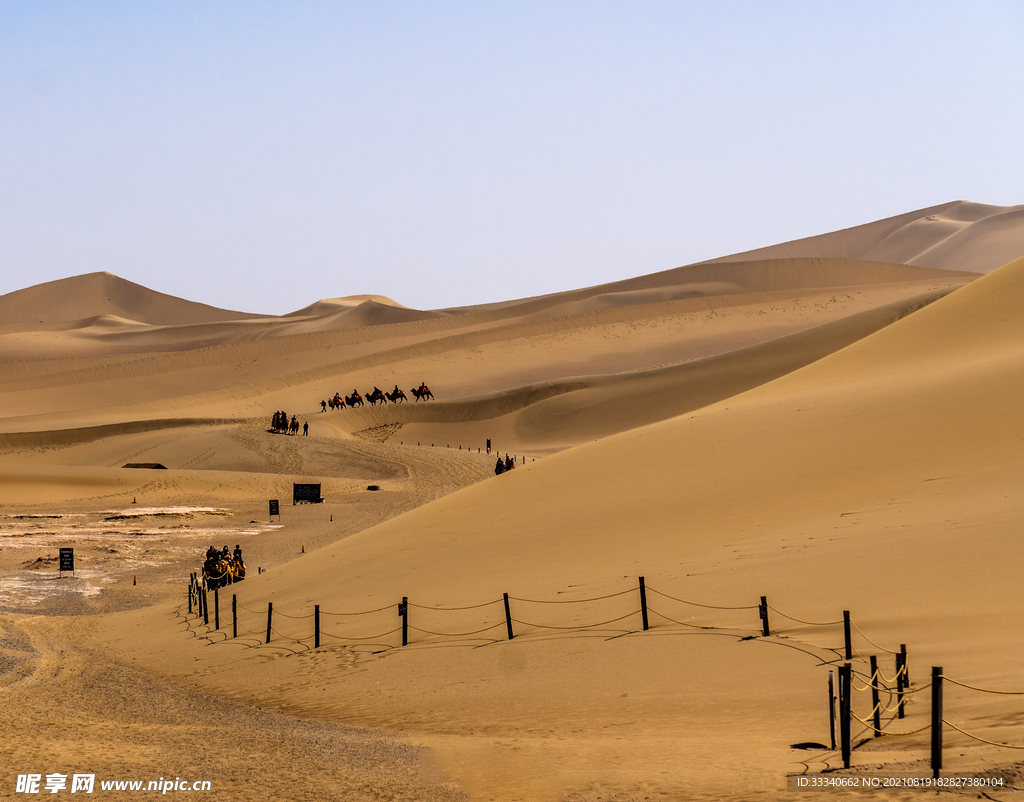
[706,200,1024,275]
[0,271,264,326]
[89,254,1024,798]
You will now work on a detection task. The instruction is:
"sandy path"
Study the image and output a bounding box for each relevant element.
[0,614,468,801]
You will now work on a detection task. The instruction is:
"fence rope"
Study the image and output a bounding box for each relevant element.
[508,588,636,605]
[319,625,404,642]
[849,712,929,737]
[943,719,1024,749]
[274,609,315,620]
[766,605,844,627]
[270,624,312,641]
[408,621,507,637]
[646,606,732,631]
[852,668,904,690]
[850,620,900,655]
[236,620,265,636]
[876,665,906,685]
[940,675,1024,695]
[408,599,503,611]
[321,602,396,616]
[645,585,758,610]
[511,610,639,631]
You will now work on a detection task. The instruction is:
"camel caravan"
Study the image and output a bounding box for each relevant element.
[203,545,245,589]
[321,382,433,411]
[270,410,302,434]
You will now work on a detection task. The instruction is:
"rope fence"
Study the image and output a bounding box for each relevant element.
[189,575,879,655]
[186,572,1024,783]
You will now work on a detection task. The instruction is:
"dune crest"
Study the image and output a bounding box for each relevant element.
[705,200,1024,275]
[0,271,264,326]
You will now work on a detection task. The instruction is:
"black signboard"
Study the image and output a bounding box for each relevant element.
[269,499,280,519]
[59,547,74,576]
[292,483,323,505]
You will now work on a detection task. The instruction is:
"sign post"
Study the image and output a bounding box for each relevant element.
[269,499,280,521]
[292,484,323,505]
[59,548,74,577]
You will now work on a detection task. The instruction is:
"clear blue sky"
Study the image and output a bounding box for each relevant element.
[1,2,1022,314]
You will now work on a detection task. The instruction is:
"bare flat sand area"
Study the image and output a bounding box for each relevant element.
[5,203,1024,800]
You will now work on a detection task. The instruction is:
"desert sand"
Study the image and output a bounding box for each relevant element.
[4,201,1024,800]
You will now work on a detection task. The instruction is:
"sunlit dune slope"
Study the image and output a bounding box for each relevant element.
[162,254,1024,670]
[0,271,264,326]
[97,254,1024,802]
[705,200,1024,275]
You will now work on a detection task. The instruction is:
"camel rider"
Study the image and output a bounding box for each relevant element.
[373,386,382,397]
[233,544,243,563]
[419,382,427,393]
[393,384,400,395]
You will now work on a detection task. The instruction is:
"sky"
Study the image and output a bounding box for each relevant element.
[1,2,1022,315]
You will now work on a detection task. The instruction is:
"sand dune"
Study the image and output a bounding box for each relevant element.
[285,294,412,316]
[0,271,264,326]
[5,203,1024,800]
[706,200,1024,275]
[70,252,1024,799]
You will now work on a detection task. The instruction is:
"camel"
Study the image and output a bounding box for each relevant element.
[386,389,407,403]
[411,385,434,401]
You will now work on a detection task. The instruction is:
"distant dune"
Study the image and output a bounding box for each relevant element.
[704,200,1024,275]
[0,271,264,326]
[285,294,412,316]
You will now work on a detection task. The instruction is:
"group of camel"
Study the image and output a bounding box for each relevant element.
[203,547,245,589]
[324,384,433,410]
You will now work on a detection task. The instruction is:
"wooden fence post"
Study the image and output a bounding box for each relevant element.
[839,663,852,768]
[202,589,209,626]
[931,666,943,779]
[315,604,320,648]
[232,594,237,639]
[896,651,905,718]
[188,584,193,615]
[828,669,836,750]
[503,593,514,640]
[214,587,220,631]
[759,596,770,636]
[870,655,881,737]
[843,610,852,659]
[639,577,649,632]
[901,643,910,685]
[398,597,408,646]
[266,602,273,644]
